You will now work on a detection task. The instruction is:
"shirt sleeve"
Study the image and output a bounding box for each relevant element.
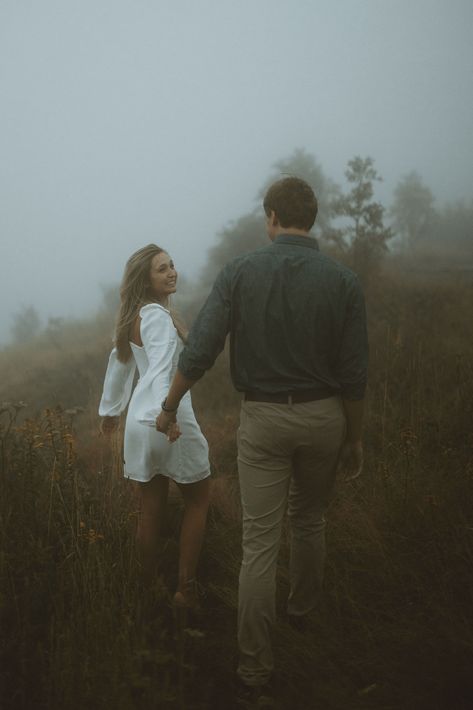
[335,276,369,400]
[178,265,232,380]
[98,348,136,416]
[135,304,178,426]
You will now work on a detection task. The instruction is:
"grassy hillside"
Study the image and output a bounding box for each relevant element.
[1,262,472,710]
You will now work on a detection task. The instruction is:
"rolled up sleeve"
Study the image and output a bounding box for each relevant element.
[178,266,231,380]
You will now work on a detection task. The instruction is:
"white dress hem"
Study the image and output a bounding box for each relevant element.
[124,468,211,485]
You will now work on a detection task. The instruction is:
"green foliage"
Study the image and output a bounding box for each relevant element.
[390,171,435,249]
[202,149,338,286]
[45,317,66,349]
[10,304,41,344]
[431,199,473,250]
[1,265,473,709]
[390,175,472,258]
[330,156,393,281]
[100,283,120,319]
[3,148,473,708]
[259,147,340,239]
[201,211,266,286]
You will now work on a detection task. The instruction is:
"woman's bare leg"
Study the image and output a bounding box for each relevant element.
[175,477,210,603]
[134,474,169,583]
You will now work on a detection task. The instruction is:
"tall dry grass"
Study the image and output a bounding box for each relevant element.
[1,264,473,709]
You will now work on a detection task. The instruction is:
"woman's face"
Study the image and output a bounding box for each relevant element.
[149,252,177,302]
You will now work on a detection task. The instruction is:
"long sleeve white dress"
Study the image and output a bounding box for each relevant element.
[99,303,210,484]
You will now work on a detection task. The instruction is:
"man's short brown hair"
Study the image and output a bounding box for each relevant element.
[263,177,318,231]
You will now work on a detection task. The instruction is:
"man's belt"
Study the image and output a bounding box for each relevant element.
[243,389,334,404]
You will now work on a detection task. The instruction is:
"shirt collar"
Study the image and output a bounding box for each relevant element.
[273,233,319,250]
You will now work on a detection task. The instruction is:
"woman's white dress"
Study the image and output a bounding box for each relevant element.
[99,303,210,484]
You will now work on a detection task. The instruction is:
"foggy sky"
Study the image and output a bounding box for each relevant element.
[1,0,473,344]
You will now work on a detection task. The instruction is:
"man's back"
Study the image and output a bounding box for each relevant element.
[180,233,368,401]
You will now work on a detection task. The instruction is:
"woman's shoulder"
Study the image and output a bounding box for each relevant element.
[139,302,177,343]
[139,302,172,320]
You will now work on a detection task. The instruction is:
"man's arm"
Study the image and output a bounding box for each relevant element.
[343,398,364,443]
[156,370,197,434]
[156,265,232,435]
[338,398,364,480]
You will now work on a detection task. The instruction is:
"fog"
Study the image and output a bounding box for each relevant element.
[1,0,472,344]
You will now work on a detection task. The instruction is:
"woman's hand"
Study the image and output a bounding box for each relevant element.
[100,416,120,437]
[166,420,181,443]
[156,410,181,442]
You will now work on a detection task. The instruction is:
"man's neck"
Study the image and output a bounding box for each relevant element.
[271,226,311,240]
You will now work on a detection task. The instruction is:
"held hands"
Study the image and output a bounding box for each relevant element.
[156,410,181,443]
[337,440,363,482]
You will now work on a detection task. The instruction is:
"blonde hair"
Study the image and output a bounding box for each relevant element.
[114,244,187,362]
[114,244,163,362]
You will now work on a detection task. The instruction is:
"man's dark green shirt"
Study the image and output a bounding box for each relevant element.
[178,234,368,400]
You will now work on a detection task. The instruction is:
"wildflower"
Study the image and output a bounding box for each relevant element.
[87,529,104,544]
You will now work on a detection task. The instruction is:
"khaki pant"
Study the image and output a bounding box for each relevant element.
[236,397,345,686]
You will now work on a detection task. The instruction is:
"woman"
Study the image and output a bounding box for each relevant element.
[99,244,210,612]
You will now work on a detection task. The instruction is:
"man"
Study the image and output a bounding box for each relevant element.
[157,177,368,699]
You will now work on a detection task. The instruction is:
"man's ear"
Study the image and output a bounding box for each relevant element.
[268,210,279,227]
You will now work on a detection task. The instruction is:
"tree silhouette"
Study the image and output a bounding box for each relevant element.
[201,212,266,286]
[330,156,392,280]
[430,199,473,251]
[390,172,435,250]
[11,305,41,344]
[259,148,339,240]
[202,149,337,285]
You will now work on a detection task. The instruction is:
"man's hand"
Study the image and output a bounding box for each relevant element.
[155,371,196,442]
[156,410,181,443]
[337,440,363,482]
[100,416,120,438]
